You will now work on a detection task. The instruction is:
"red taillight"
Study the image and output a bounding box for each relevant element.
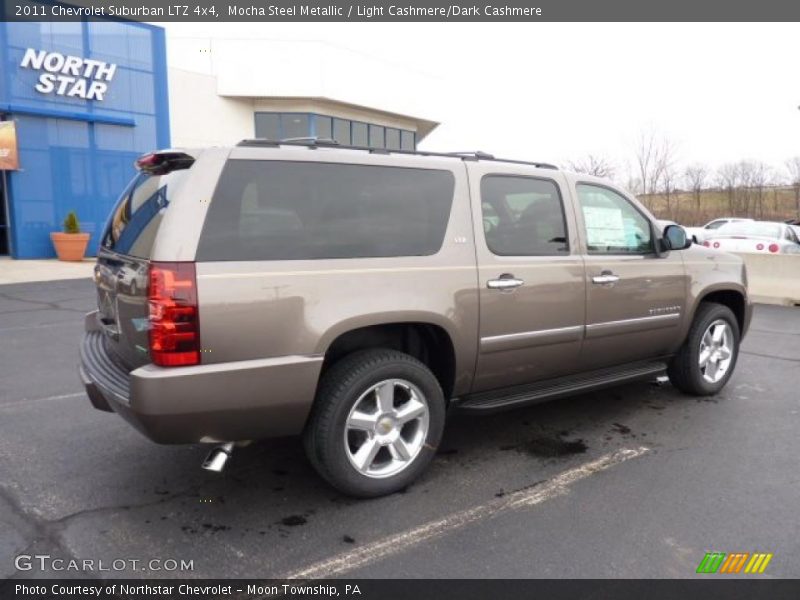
[135,152,160,169]
[768,243,780,253]
[756,243,764,251]
[713,241,720,248]
[703,241,710,247]
[148,262,200,367]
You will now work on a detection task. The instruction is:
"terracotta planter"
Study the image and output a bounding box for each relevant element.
[50,232,90,261]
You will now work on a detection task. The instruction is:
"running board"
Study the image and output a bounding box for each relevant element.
[457,361,668,413]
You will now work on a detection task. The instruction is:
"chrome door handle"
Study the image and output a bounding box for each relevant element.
[592,273,620,284]
[487,276,524,290]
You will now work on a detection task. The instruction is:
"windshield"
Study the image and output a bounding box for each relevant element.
[715,222,782,239]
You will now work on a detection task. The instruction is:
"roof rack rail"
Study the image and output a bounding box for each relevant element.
[446,151,495,160]
[281,136,339,145]
[234,138,558,169]
[236,137,340,148]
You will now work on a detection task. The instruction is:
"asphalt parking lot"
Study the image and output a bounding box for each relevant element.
[1,278,799,580]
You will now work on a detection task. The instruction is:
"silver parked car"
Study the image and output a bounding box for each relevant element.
[685,217,754,244]
[703,221,800,254]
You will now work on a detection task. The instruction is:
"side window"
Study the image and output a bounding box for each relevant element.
[706,220,726,230]
[576,184,653,255]
[480,175,568,256]
[197,161,455,261]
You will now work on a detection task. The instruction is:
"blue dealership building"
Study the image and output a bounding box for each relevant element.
[0,21,443,260]
[0,20,170,258]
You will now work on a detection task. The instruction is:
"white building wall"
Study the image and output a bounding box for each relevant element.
[209,40,442,123]
[168,68,255,147]
[166,38,442,148]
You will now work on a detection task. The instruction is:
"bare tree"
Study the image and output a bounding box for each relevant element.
[683,163,708,214]
[786,157,800,219]
[749,161,771,219]
[660,165,679,220]
[634,129,658,195]
[634,129,676,195]
[566,154,616,179]
[716,163,740,214]
[737,160,756,215]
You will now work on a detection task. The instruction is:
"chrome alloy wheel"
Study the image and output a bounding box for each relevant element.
[698,319,734,384]
[344,379,430,479]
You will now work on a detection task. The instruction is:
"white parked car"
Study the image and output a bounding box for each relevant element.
[685,218,753,244]
[703,221,800,254]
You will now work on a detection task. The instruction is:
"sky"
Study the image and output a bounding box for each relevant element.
[158,22,800,181]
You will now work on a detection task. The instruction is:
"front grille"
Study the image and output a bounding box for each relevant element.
[81,331,131,403]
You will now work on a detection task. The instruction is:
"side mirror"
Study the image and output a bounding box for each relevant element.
[663,224,691,251]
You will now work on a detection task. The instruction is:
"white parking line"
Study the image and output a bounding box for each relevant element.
[0,391,84,410]
[281,446,650,580]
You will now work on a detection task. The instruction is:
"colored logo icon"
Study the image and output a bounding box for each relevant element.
[696,552,773,574]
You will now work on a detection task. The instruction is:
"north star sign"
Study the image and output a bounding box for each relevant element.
[19,48,116,101]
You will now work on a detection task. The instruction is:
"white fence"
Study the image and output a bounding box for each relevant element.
[735,253,800,306]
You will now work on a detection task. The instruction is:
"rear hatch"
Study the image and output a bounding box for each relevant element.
[95,153,194,369]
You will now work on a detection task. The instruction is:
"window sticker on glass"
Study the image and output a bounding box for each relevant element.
[582,206,627,247]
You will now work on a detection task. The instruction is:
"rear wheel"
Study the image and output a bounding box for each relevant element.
[304,349,445,497]
[668,302,740,396]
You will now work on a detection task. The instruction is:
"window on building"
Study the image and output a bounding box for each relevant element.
[254,113,280,140]
[369,125,385,148]
[254,113,417,150]
[385,128,401,150]
[480,175,569,256]
[333,118,351,145]
[316,115,332,139]
[352,122,368,147]
[254,113,312,139]
[197,161,455,261]
[280,114,309,139]
[401,130,415,151]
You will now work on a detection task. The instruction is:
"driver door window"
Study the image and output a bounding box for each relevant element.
[576,184,653,255]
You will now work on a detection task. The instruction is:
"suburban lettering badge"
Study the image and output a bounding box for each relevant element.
[19,48,116,101]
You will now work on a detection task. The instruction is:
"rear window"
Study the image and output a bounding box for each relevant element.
[101,170,188,258]
[196,160,455,261]
[716,222,781,239]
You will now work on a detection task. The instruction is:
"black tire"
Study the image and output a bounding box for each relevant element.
[303,349,445,498]
[667,302,740,396]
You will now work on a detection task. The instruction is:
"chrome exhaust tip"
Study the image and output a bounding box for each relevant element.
[201,442,235,473]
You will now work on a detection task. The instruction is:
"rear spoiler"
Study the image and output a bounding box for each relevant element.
[135,151,195,175]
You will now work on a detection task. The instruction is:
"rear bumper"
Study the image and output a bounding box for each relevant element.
[79,312,323,444]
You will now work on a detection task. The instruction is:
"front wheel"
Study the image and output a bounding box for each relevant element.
[303,349,445,497]
[668,302,740,396]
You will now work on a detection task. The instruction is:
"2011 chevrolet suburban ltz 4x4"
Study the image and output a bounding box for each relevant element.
[80,140,751,497]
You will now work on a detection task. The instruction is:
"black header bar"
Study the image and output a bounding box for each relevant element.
[3,579,800,600]
[2,0,800,22]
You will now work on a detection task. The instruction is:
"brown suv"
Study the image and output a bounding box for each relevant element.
[80,140,750,497]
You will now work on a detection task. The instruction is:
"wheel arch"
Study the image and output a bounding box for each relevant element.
[692,286,748,335]
[315,315,464,401]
